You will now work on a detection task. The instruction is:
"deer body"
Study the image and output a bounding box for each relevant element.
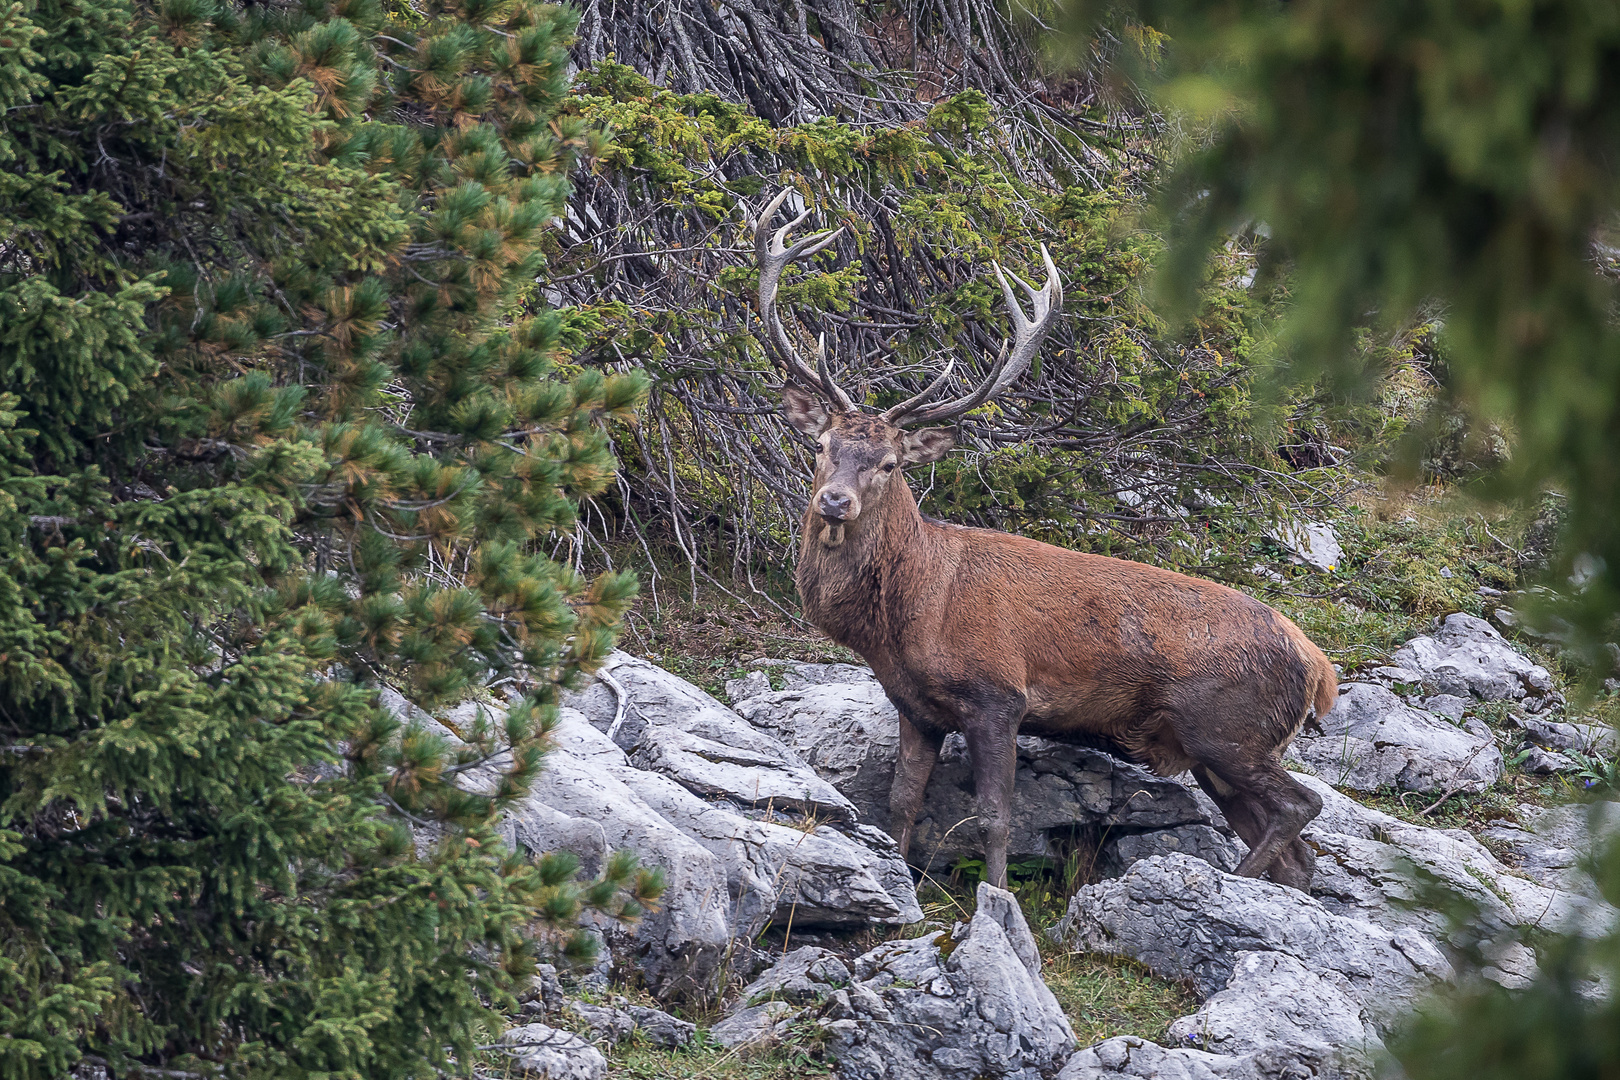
[751,190,1331,890]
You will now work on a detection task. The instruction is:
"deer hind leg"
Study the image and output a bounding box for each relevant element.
[889,713,944,870]
[1207,760,1321,887]
[1190,764,1316,889]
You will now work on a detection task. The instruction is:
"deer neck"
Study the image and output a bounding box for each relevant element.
[795,481,928,660]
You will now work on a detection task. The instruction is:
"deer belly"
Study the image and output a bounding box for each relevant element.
[1019,682,1138,737]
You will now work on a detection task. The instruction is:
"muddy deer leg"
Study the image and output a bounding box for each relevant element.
[890,714,944,869]
[1192,764,1314,886]
[1221,763,1322,885]
[963,701,1023,889]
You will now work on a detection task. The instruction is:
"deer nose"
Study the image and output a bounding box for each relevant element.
[817,490,853,520]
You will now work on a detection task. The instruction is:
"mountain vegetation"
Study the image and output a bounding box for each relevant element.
[2,0,1618,1075]
[0,0,655,1075]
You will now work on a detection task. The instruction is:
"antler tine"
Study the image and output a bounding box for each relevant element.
[753,190,855,412]
[878,358,957,423]
[889,243,1063,427]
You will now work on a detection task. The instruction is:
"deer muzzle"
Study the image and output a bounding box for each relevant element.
[815,488,858,547]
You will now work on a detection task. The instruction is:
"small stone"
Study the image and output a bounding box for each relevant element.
[1520,747,1579,775]
[563,1001,635,1045]
[1439,566,1453,578]
[626,1004,695,1048]
[709,1001,796,1048]
[498,1023,608,1080]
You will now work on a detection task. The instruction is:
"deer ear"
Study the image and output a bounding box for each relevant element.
[782,386,830,436]
[900,427,955,465]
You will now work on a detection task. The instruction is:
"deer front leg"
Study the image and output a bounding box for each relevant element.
[963,704,1022,889]
[889,713,944,869]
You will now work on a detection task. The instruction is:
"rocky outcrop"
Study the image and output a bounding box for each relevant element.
[1054,854,1451,1080]
[1374,612,1560,711]
[731,667,1209,869]
[1288,682,1503,794]
[565,652,857,819]
[501,708,920,997]
[1054,854,1453,1029]
[1164,951,1386,1080]
[1298,774,1606,966]
[719,883,1075,1080]
[1481,800,1620,897]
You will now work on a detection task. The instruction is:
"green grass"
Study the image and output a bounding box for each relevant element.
[607,1038,832,1080]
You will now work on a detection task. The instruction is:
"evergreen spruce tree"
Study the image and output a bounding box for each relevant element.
[0,0,656,1076]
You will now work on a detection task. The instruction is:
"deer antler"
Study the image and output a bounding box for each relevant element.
[880,244,1063,427]
[754,190,856,412]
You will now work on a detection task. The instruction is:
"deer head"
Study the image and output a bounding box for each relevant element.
[753,190,1064,547]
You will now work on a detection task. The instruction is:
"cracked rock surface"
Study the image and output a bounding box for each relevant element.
[1054,853,1453,1029]
[721,883,1075,1080]
[1288,682,1503,795]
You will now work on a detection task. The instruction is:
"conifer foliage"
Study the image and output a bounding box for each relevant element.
[0,0,656,1075]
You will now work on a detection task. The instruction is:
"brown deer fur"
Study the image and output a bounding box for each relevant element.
[785,389,1336,890]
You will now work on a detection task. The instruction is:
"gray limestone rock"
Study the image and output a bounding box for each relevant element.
[1296,772,1607,963]
[610,762,922,930]
[1165,951,1385,1080]
[626,1005,696,1048]
[708,1001,797,1048]
[1389,613,1558,708]
[1054,854,1453,1030]
[1059,1037,1254,1080]
[1521,747,1580,774]
[1480,800,1620,897]
[497,1024,608,1080]
[1288,682,1503,794]
[501,717,733,998]
[1514,715,1618,756]
[738,946,852,1006]
[1270,520,1344,573]
[502,710,919,998]
[728,884,1073,1080]
[564,652,857,820]
[562,1001,635,1045]
[1106,824,1245,875]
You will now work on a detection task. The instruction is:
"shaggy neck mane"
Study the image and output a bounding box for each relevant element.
[796,477,934,659]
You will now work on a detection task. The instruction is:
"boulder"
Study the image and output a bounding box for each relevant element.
[1288,683,1503,795]
[562,1001,635,1045]
[709,1001,797,1048]
[1385,613,1558,709]
[626,1004,696,1048]
[610,763,923,930]
[1270,520,1344,573]
[1513,715,1617,757]
[1105,824,1245,876]
[727,884,1075,1080]
[503,709,919,998]
[737,946,852,1005]
[1059,1037,1254,1079]
[1054,853,1453,1030]
[735,668,1208,868]
[501,726,733,998]
[1480,800,1620,897]
[1297,772,1607,964]
[1520,747,1580,774]
[564,652,857,820]
[1164,951,1385,1080]
[497,1024,608,1080]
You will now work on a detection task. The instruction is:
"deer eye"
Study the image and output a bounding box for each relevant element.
[883,462,897,472]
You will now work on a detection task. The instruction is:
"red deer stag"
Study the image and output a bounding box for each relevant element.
[752,190,1336,891]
